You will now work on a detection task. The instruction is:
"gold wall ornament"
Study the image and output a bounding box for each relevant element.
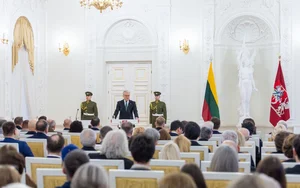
[80,0,123,13]
[1,33,8,44]
[59,42,70,56]
[179,39,190,54]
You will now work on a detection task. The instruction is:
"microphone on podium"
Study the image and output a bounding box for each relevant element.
[75,109,79,120]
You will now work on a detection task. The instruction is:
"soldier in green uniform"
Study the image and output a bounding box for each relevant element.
[149,91,167,128]
[81,91,98,120]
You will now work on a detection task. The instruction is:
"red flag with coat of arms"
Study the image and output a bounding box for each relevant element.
[269,57,290,126]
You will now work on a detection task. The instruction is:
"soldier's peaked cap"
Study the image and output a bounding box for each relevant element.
[85,91,93,96]
[154,91,161,96]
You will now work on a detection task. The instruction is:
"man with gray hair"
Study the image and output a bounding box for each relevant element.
[63,119,72,131]
[144,128,160,145]
[202,121,214,130]
[80,129,97,151]
[113,90,139,120]
[26,119,36,135]
[199,127,212,141]
[121,122,134,140]
[47,119,56,132]
[222,130,238,144]
[0,119,7,134]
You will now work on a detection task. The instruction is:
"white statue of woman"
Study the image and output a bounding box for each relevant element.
[237,38,258,123]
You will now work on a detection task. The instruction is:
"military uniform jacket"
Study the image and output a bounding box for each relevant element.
[149,100,167,127]
[81,100,98,120]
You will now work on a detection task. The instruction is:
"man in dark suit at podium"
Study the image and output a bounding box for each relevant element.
[113,90,139,121]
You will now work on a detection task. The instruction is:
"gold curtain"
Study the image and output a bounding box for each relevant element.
[12,16,34,75]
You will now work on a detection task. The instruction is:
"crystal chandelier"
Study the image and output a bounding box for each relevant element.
[80,0,123,13]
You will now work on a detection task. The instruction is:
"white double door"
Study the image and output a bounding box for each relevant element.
[107,63,152,126]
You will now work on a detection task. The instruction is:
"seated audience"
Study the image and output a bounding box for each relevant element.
[132,126,145,136]
[90,117,100,131]
[0,119,7,134]
[0,165,21,187]
[14,117,23,130]
[236,130,245,147]
[274,131,291,153]
[21,120,29,132]
[286,134,300,174]
[158,172,196,188]
[47,134,65,158]
[89,130,133,169]
[210,145,238,172]
[69,121,83,133]
[80,129,96,151]
[272,121,288,141]
[184,121,202,146]
[159,128,171,140]
[202,121,214,130]
[61,144,79,161]
[0,146,36,188]
[58,149,90,188]
[26,119,36,135]
[130,134,155,170]
[199,127,212,141]
[144,128,160,145]
[169,120,184,136]
[0,122,33,157]
[242,118,262,164]
[71,163,108,188]
[282,134,296,162]
[28,120,49,139]
[181,163,207,188]
[228,174,281,188]
[47,119,56,132]
[238,128,250,141]
[211,117,221,134]
[121,122,134,140]
[155,117,165,131]
[174,135,191,152]
[38,116,47,121]
[160,142,180,160]
[99,126,112,144]
[256,156,286,188]
[222,130,238,143]
[63,119,72,131]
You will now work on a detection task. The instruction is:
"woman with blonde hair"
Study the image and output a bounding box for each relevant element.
[158,172,196,188]
[174,135,191,152]
[271,121,288,140]
[132,126,145,136]
[160,142,180,160]
[0,165,21,187]
[236,130,245,147]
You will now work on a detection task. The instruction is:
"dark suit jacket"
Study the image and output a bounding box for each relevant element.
[28,132,48,139]
[169,132,178,136]
[198,138,209,141]
[283,158,296,163]
[16,125,22,130]
[213,130,222,134]
[130,167,151,171]
[88,153,133,169]
[82,146,96,151]
[56,181,70,188]
[63,128,70,131]
[190,141,203,146]
[0,138,34,158]
[156,127,163,131]
[25,131,36,135]
[47,155,60,158]
[113,100,139,119]
[286,165,300,174]
[90,127,99,131]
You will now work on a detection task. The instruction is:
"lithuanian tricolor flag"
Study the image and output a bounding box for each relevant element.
[202,62,220,121]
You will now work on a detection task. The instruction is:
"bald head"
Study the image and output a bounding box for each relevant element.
[239,128,250,141]
[64,119,72,129]
[28,119,37,132]
[222,140,238,152]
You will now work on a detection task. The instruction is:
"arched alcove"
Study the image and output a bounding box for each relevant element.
[214,15,279,126]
